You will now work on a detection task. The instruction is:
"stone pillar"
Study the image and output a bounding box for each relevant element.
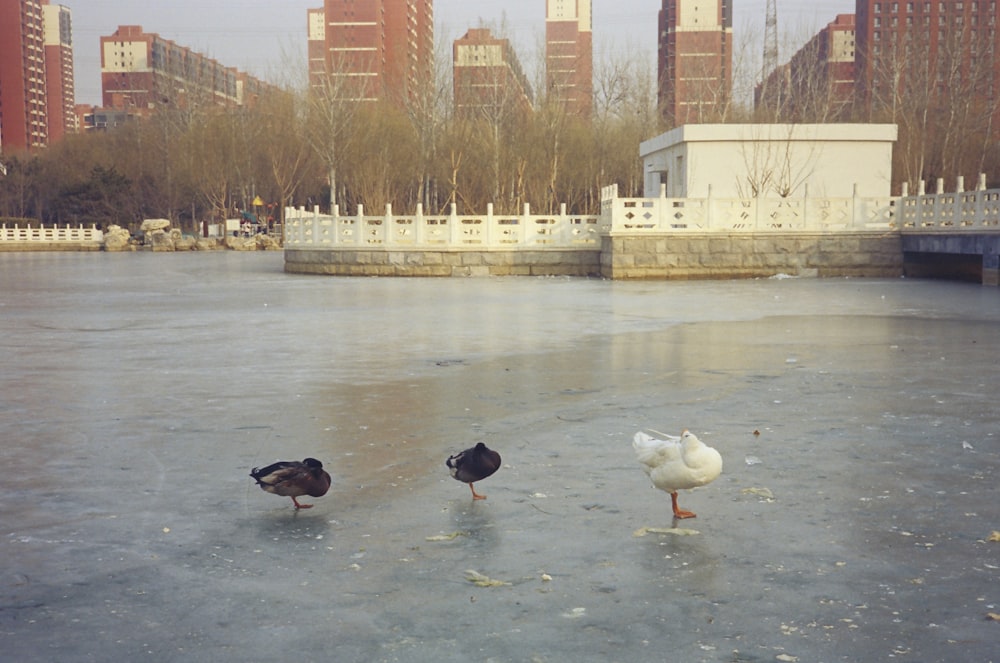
[984,253,999,287]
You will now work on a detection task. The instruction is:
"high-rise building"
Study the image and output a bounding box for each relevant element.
[657,0,733,127]
[756,14,856,121]
[855,0,1000,127]
[0,0,74,153]
[319,0,434,103]
[43,2,75,142]
[453,28,533,119]
[307,7,327,89]
[545,0,592,118]
[100,25,272,113]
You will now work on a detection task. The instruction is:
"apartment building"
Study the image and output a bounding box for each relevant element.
[657,0,733,127]
[855,0,1000,120]
[453,28,533,119]
[100,25,271,113]
[756,14,856,121]
[545,0,593,118]
[318,0,434,103]
[0,0,74,152]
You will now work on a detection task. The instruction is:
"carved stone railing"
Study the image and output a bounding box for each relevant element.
[599,183,896,234]
[897,174,1000,232]
[284,203,602,249]
[0,223,104,242]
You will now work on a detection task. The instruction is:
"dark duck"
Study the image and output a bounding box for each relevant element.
[446,442,501,500]
[250,458,331,509]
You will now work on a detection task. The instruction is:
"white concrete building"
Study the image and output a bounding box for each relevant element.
[640,124,897,199]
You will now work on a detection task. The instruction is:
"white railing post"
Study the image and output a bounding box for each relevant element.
[449,203,459,244]
[415,202,425,245]
[852,183,860,228]
[801,183,808,229]
[485,202,494,246]
[559,202,568,245]
[384,203,393,246]
[522,202,531,245]
[356,204,365,246]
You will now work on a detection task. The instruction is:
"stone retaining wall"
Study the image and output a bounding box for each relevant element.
[285,232,903,280]
[600,231,903,280]
[284,248,603,277]
[0,242,103,252]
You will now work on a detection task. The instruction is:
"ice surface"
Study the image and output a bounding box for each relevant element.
[1,252,998,662]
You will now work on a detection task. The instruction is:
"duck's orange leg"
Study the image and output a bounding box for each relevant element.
[469,483,487,500]
[671,492,696,519]
[292,496,314,509]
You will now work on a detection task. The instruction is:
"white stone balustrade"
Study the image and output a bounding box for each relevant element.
[898,174,1000,232]
[0,223,104,242]
[287,187,898,250]
[599,183,896,234]
[284,202,604,249]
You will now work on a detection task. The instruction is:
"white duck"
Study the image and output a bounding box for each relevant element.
[633,430,722,519]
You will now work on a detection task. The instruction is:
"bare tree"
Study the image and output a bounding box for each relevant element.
[304,51,371,213]
[258,89,319,224]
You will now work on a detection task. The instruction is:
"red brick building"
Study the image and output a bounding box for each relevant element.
[453,28,533,119]
[855,0,1000,126]
[657,0,733,127]
[42,2,75,143]
[545,0,593,119]
[100,25,271,113]
[307,7,327,90]
[0,0,74,152]
[318,0,434,103]
[756,14,856,121]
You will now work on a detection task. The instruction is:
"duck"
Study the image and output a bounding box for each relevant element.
[633,430,722,519]
[446,442,501,500]
[250,457,331,509]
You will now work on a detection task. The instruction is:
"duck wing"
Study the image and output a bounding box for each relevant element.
[632,431,683,473]
[250,460,302,486]
[447,443,501,483]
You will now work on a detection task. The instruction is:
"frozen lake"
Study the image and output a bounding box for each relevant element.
[1,252,998,662]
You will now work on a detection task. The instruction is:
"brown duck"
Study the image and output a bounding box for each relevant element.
[446,442,501,500]
[250,457,331,509]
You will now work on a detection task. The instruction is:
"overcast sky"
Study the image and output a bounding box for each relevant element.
[71,0,854,106]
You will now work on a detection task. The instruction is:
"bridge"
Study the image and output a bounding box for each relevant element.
[898,175,1000,285]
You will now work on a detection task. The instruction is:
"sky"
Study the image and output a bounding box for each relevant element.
[71,0,855,107]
